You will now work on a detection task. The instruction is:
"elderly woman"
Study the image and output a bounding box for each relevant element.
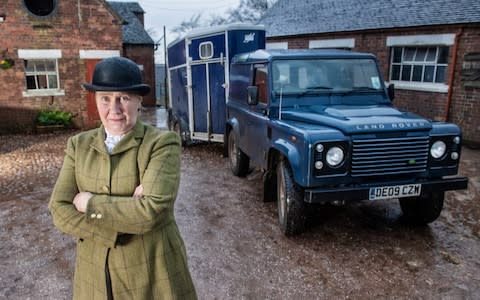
[49,57,197,299]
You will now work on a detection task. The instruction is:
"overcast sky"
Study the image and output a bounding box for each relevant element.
[112,0,242,63]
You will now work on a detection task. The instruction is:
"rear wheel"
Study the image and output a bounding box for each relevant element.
[228,130,249,177]
[399,191,444,224]
[276,160,306,236]
[173,121,186,146]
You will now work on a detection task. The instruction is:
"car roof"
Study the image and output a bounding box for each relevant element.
[231,49,376,64]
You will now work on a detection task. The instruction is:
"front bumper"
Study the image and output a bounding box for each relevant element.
[304,177,468,204]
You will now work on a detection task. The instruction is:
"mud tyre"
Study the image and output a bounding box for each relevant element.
[276,160,306,236]
[399,191,444,225]
[173,121,187,146]
[228,130,250,177]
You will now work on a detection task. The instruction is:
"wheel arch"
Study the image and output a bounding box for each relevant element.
[270,138,303,185]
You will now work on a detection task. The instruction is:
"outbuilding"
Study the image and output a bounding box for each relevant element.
[0,0,155,132]
[261,0,480,146]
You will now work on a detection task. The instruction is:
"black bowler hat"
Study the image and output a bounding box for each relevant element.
[83,56,151,96]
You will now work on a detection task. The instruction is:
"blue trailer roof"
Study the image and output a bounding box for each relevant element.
[168,23,265,48]
[231,49,376,64]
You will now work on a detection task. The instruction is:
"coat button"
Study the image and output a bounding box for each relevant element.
[96,213,103,219]
[90,213,97,219]
[102,186,109,192]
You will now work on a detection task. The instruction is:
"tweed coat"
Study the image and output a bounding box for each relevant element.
[49,121,197,300]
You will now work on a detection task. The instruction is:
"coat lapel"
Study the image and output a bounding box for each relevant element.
[110,122,145,155]
[88,122,146,155]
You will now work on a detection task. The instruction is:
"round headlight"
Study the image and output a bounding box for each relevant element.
[453,136,460,144]
[315,161,324,170]
[430,141,446,159]
[316,144,324,152]
[451,152,459,160]
[326,147,344,167]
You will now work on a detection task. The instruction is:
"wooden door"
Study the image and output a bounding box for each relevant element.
[85,59,100,128]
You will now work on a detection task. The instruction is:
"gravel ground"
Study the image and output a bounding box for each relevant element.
[1,109,479,299]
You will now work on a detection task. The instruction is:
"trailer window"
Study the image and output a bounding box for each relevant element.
[199,42,213,59]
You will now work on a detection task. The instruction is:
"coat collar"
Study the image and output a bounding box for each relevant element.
[90,121,146,155]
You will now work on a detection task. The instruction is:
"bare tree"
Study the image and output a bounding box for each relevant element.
[222,0,273,24]
[173,0,277,34]
[171,13,203,35]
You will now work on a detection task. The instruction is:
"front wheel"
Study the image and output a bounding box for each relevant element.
[228,130,250,177]
[276,160,306,236]
[399,191,444,224]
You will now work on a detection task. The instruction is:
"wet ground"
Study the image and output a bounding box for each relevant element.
[0,107,479,299]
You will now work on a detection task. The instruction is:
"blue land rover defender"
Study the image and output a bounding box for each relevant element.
[225,49,468,235]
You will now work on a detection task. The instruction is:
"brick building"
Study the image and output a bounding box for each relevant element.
[261,0,480,146]
[0,0,155,132]
[109,1,156,107]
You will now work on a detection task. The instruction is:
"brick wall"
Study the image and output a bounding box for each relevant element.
[0,0,122,133]
[124,45,157,107]
[268,25,480,145]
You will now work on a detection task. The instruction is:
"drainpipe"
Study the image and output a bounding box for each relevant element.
[444,27,463,121]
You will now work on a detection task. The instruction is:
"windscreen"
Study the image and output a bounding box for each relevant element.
[272,58,383,94]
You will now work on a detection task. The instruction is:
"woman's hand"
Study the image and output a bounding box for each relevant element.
[73,192,93,213]
[133,184,143,200]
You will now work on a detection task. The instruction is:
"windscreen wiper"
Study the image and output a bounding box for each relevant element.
[341,86,380,94]
[296,86,333,98]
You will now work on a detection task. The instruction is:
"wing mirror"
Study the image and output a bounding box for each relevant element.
[387,83,395,102]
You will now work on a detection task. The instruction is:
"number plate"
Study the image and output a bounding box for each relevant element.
[369,184,421,201]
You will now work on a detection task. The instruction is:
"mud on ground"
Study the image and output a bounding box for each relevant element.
[0,129,479,299]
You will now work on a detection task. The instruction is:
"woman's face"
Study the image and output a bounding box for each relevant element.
[95,91,141,135]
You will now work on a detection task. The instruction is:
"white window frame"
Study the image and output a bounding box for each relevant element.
[266,42,288,49]
[79,50,120,59]
[18,49,65,97]
[199,42,214,59]
[309,38,355,49]
[386,34,455,93]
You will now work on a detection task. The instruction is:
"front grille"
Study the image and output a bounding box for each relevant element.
[351,136,429,177]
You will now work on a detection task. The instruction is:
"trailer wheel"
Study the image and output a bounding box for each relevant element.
[228,130,249,177]
[173,121,187,146]
[276,160,306,236]
[399,191,444,224]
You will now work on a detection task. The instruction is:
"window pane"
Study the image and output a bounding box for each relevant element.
[48,75,58,88]
[426,47,436,62]
[45,60,56,72]
[35,61,47,72]
[392,48,402,63]
[435,66,447,83]
[26,76,36,89]
[414,48,427,61]
[404,48,415,61]
[38,75,48,89]
[437,47,449,64]
[391,65,400,80]
[199,43,213,59]
[25,60,35,72]
[412,65,423,81]
[255,68,268,103]
[401,65,412,81]
[424,66,435,82]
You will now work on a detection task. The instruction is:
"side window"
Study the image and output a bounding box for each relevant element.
[199,42,213,60]
[24,59,60,90]
[254,66,268,104]
[390,46,449,84]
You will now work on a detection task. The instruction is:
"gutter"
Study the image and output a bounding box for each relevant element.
[444,27,463,121]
